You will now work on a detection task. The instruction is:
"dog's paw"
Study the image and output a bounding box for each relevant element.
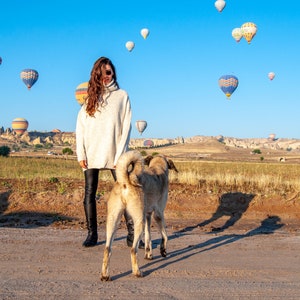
[144,253,153,260]
[100,275,112,282]
[134,270,143,278]
[160,249,167,257]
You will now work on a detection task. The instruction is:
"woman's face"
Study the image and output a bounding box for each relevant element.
[101,64,114,85]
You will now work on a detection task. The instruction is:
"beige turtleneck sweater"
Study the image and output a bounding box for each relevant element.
[75,80,132,169]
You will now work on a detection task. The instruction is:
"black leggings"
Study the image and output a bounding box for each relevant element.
[83,169,117,205]
[83,169,99,206]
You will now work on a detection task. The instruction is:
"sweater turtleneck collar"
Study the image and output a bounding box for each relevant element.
[104,80,118,94]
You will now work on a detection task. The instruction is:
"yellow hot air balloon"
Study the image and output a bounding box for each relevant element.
[125,41,135,52]
[75,81,88,105]
[241,22,257,44]
[140,28,149,39]
[232,28,243,42]
[12,118,29,135]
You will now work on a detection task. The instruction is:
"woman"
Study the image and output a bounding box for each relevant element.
[76,57,143,248]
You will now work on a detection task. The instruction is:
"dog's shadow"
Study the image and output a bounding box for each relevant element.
[111,215,284,280]
[0,190,76,228]
[139,215,284,278]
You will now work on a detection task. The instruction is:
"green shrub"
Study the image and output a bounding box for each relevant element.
[140,150,147,156]
[62,147,73,155]
[252,149,261,154]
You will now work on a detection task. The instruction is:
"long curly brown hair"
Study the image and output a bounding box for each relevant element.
[86,57,118,116]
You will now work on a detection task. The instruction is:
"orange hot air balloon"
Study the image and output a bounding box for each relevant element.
[12,118,29,135]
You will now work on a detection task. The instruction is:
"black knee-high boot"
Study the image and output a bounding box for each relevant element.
[110,169,145,249]
[82,169,99,247]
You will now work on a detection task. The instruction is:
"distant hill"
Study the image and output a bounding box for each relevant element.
[1,130,300,153]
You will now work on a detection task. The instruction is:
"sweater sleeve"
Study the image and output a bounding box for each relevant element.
[113,95,132,166]
[75,107,87,162]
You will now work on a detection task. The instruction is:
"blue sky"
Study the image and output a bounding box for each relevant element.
[0,1,299,139]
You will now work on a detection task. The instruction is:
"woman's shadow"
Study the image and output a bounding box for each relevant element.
[0,190,75,228]
[177,192,255,234]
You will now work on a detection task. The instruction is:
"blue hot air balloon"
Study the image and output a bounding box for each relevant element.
[218,75,239,99]
[20,69,39,90]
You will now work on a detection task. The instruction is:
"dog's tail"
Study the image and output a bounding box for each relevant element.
[115,150,143,187]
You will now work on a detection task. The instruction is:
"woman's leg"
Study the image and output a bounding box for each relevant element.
[82,168,99,247]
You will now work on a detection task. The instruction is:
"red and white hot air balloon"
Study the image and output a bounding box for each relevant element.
[268,72,275,81]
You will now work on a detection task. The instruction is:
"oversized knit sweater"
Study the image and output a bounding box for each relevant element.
[75,80,132,169]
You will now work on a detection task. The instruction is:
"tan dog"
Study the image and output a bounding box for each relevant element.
[101,150,178,281]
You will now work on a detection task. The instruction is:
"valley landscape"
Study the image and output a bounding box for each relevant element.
[1,131,300,299]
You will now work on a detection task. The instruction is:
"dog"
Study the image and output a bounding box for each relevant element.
[100,150,178,281]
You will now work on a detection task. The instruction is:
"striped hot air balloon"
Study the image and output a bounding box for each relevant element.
[12,118,29,135]
[218,75,239,99]
[20,69,39,90]
[75,82,89,105]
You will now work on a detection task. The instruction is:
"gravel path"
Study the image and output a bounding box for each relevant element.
[1,225,300,299]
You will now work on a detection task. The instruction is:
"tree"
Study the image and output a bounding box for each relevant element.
[0,146,11,157]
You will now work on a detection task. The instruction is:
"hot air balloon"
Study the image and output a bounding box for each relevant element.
[232,28,243,42]
[11,118,29,135]
[0,57,2,65]
[140,28,150,39]
[268,72,275,81]
[143,139,154,147]
[20,69,39,90]
[214,0,226,12]
[269,133,276,141]
[125,41,135,52]
[135,120,147,135]
[241,22,257,44]
[75,81,88,105]
[218,75,239,99]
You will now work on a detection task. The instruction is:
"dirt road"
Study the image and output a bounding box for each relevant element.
[1,224,300,300]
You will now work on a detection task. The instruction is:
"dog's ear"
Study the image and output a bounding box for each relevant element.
[144,155,153,166]
[167,159,178,172]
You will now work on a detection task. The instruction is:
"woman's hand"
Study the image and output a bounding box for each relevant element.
[79,160,88,169]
